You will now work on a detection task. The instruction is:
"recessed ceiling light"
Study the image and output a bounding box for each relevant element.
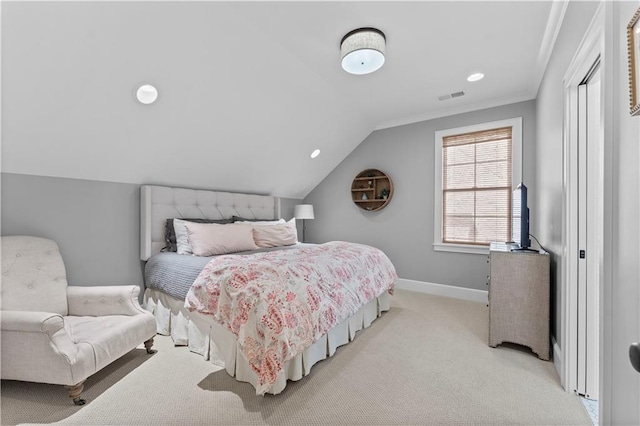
[467,73,485,82]
[136,84,158,104]
[310,149,321,159]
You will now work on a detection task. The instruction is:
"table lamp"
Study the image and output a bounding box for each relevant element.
[294,204,314,243]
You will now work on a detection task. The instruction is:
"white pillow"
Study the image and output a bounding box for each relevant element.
[235,218,286,226]
[253,218,298,248]
[185,222,257,256]
[173,218,192,255]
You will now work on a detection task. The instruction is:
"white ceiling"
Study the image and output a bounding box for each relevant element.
[1,1,561,199]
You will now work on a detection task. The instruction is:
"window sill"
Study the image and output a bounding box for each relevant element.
[433,243,489,255]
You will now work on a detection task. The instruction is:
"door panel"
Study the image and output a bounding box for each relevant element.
[576,59,601,400]
[584,64,600,400]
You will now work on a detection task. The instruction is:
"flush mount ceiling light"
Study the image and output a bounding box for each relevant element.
[340,27,386,75]
[310,149,321,159]
[467,73,485,82]
[136,84,158,104]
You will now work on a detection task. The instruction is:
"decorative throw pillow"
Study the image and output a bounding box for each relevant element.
[185,222,258,256]
[167,218,233,254]
[252,218,298,248]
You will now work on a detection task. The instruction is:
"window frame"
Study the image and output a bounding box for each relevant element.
[433,117,523,255]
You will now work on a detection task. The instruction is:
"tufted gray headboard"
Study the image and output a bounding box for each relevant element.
[140,185,281,260]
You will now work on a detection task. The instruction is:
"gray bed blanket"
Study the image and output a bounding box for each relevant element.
[144,244,313,300]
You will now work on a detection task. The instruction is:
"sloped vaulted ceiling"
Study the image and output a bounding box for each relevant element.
[1,1,559,199]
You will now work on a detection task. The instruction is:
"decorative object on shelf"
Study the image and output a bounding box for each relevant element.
[294,204,314,243]
[351,168,393,211]
[628,6,640,116]
[340,28,386,75]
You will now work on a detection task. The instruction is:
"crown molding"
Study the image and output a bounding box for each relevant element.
[373,92,535,131]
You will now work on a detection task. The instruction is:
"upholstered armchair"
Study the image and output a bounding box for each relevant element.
[1,236,157,405]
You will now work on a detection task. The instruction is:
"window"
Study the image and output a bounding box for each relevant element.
[434,118,522,254]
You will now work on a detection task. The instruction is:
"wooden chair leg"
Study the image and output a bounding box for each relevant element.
[144,337,156,354]
[65,381,86,405]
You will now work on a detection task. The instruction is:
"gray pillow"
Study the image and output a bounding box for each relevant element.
[164,218,233,252]
[232,216,280,222]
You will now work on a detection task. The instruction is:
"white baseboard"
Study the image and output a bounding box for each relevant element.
[552,336,566,390]
[396,278,488,303]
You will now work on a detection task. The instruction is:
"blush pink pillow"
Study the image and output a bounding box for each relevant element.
[185,222,257,256]
[252,219,298,248]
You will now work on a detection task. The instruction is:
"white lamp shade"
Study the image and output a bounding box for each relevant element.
[341,28,386,75]
[294,204,315,220]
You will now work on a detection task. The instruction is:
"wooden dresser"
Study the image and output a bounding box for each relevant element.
[488,243,550,360]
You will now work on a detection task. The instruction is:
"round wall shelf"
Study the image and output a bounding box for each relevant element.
[351,168,393,211]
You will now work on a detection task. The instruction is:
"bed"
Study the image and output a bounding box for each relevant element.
[140,185,396,394]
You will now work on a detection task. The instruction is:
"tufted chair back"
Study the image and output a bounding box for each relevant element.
[1,236,69,315]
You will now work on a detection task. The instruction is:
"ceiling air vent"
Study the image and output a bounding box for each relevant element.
[437,91,465,101]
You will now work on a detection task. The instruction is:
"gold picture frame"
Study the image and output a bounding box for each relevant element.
[629,7,640,116]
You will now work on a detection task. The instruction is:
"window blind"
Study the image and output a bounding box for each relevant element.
[442,126,512,246]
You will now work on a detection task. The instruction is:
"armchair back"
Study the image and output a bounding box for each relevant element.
[1,236,69,315]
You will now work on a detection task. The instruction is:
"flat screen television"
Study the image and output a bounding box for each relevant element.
[512,183,531,249]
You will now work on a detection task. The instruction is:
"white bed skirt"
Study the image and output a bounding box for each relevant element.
[143,288,391,394]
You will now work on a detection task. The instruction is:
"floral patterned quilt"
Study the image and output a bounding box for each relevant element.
[185,241,397,394]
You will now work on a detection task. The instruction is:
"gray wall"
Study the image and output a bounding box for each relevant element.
[1,173,144,288]
[535,1,640,423]
[303,100,536,290]
[604,2,640,423]
[534,0,599,347]
[280,198,300,224]
[1,172,301,290]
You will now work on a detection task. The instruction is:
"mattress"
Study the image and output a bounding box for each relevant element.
[144,243,313,300]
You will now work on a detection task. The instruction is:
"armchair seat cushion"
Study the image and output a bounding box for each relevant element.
[65,314,157,371]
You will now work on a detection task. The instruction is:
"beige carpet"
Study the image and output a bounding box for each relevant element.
[1,290,592,425]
